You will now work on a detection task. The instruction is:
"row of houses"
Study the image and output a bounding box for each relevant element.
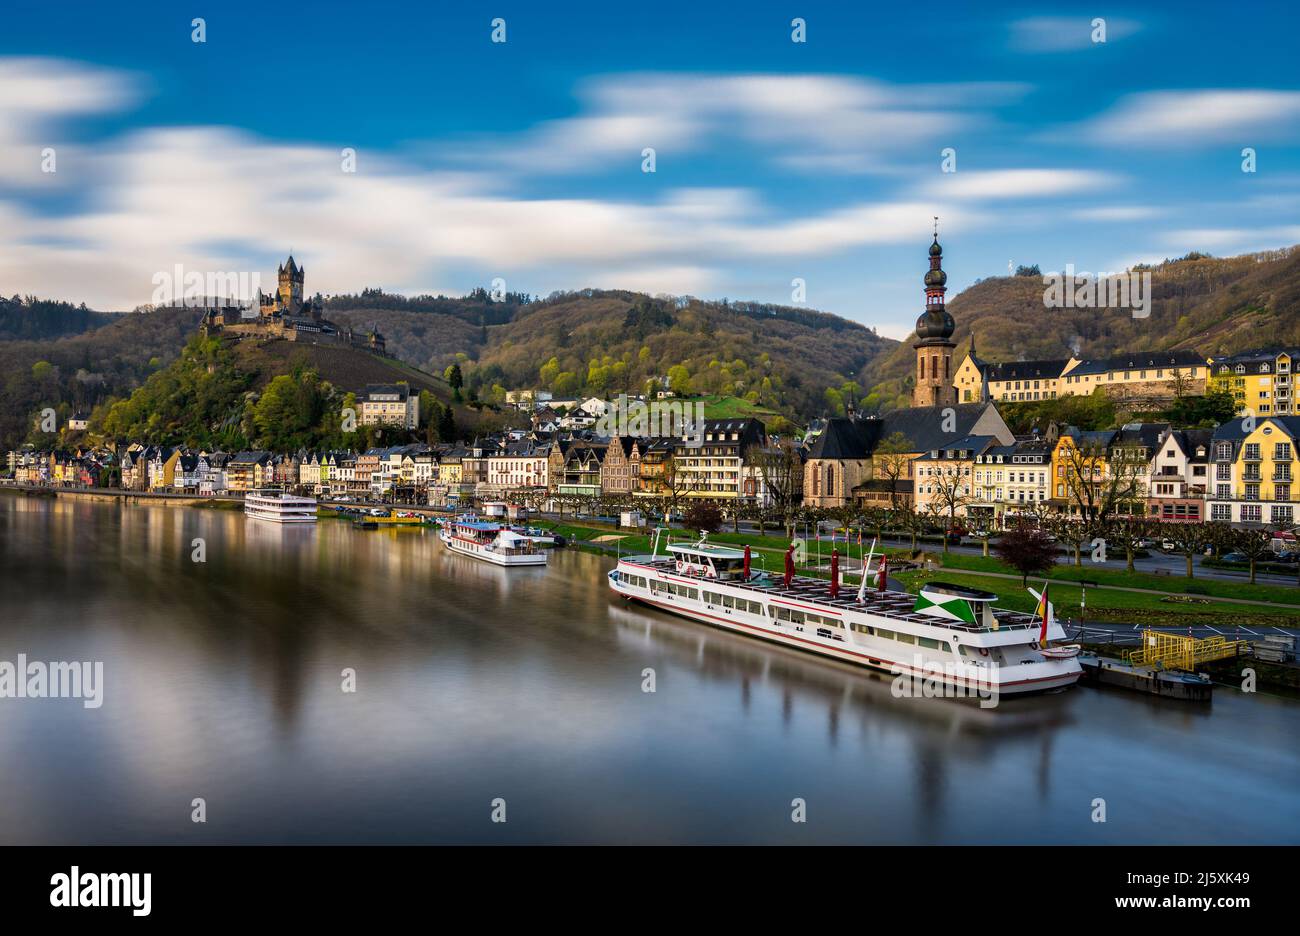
[8,416,776,504]
[952,343,1300,417]
[12,403,1298,530]
[804,403,1300,528]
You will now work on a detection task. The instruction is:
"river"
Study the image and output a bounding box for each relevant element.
[0,494,1296,844]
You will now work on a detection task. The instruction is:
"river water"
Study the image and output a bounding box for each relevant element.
[0,494,1296,844]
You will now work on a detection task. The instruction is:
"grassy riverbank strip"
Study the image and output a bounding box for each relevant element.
[531,519,1300,622]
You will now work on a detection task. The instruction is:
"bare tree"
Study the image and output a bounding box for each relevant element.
[1166,521,1212,579]
[872,431,912,511]
[1058,435,1146,524]
[1099,516,1153,573]
[1231,526,1275,586]
[745,439,803,537]
[923,463,970,554]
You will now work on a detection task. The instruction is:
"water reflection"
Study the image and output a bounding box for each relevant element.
[0,493,1297,845]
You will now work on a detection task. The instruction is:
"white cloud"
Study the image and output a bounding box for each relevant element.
[1071,205,1160,221]
[0,121,987,309]
[1161,226,1300,252]
[1009,16,1141,52]
[1075,90,1300,145]
[450,73,1029,176]
[0,57,140,187]
[922,169,1117,200]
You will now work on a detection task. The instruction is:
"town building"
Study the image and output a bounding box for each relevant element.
[359,384,419,429]
[968,436,1054,526]
[1056,351,1206,404]
[1207,348,1299,417]
[1207,416,1299,526]
[673,418,768,500]
[1146,429,1212,522]
[803,403,1014,509]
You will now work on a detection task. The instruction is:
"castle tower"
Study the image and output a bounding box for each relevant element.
[277,255,305,315]
[912,226,957,408]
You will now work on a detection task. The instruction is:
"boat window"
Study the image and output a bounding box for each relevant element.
[896,633,915,645]
[876,628,895,641]
[918,637,943,651]
[722,595,735,608]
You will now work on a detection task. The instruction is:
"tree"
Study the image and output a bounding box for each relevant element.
[923,462,970,553]
[683,499,722,533]
[873,432,912,510]
[437,406,456,444]
[994,522,1059,585]
[745,439,803,536]
[1166,521,1213,579]
[1057,433,1146,524]
[444,363,463,400]
[539,356,560,388]
[667,364,692,396]
[1099,516,1151,573]
[1231,527,1274,586]
[897,503,926,551]
[1044,515,1090,567]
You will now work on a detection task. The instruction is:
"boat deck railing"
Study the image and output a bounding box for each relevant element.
[631,557,1040,634]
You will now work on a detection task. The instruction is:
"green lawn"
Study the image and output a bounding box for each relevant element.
[534,519,1300,623]
[677,394,783,421]
[937,552,1300,607]
[893,569,1296,620]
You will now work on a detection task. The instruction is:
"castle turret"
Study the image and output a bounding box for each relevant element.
[277,255,304,315]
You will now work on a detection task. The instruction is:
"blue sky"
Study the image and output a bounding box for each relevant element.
[1,0,1298,337]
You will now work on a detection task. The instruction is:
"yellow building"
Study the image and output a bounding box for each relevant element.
[954,344,1070,404]
[1057,351,1207,404]
[1207,349,1298,417]
[1207,416,1298,526]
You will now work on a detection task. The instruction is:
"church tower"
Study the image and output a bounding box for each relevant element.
[277,255,305,315]
[912,226,957,408]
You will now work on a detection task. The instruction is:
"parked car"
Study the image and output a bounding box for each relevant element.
[1160,540,1177,552]
[1221,552,1248,564]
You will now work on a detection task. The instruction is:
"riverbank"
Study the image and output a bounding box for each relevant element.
[528,518,1300,626]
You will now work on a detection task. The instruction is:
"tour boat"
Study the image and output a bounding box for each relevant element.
[438,518,548,566]
[244,489,318,523]
[608,531,1082,697]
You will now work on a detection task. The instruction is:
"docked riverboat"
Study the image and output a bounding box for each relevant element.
[244,489,318,523]
[438,518,548,566]
[608,532,1081,697]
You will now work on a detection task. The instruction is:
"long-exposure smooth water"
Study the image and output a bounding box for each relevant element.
[1,494,1297,844]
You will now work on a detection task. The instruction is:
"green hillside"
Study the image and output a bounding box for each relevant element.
[864,245,1300,409]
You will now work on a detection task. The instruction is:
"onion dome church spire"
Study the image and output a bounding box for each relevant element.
[912,220,958,408]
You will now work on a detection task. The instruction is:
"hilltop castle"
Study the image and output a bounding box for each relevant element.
[201,255,386,354]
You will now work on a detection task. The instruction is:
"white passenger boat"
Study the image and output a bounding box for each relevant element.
[608,532,1081,697]
[244,489,318,523]
[438,518,548,566]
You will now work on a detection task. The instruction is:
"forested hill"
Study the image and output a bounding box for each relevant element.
[864,246,1300,407]
[330,288,896,419]
[0,296,118,340]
